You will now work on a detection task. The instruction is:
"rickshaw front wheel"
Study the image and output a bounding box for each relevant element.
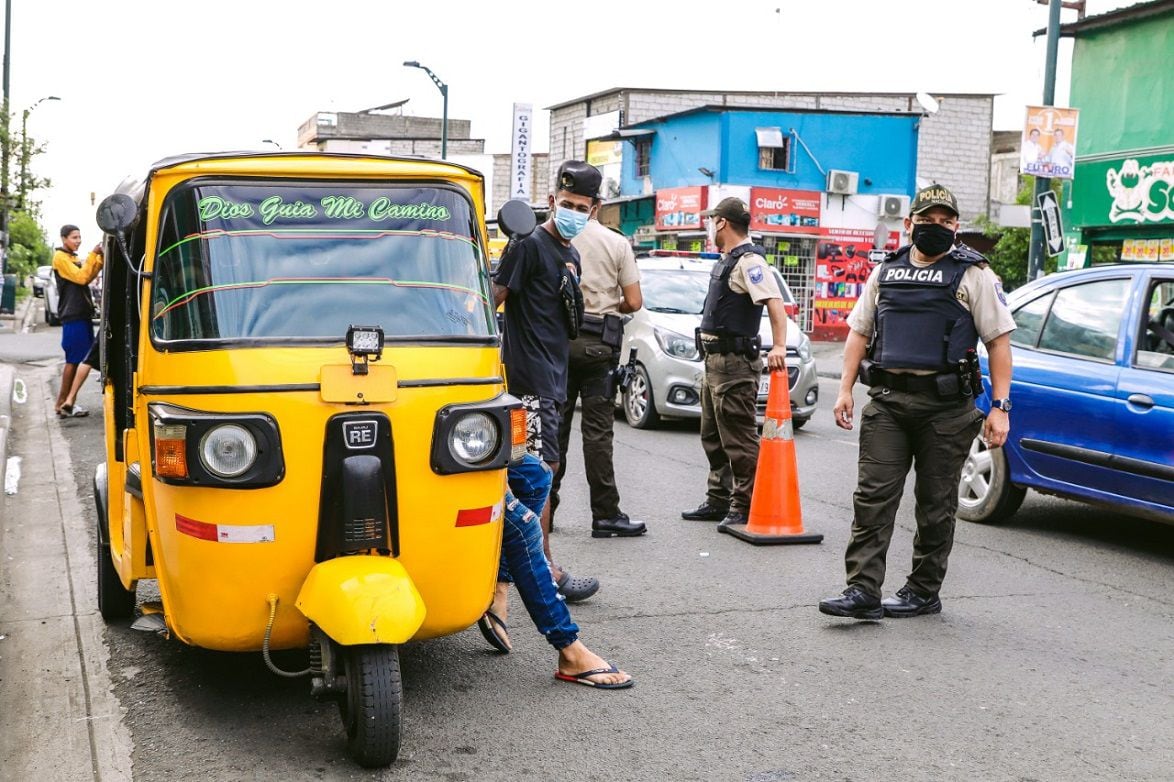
[339,644,402,767]
[96,521,135,621]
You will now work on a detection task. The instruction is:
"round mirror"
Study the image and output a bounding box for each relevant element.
[95,193,139,236]
[497,199,536,239]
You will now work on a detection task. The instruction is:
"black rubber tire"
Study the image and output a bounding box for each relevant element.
[46,306,60,327]
[792,416,808,431]
[96,534,136,621]
[622,364,662,430]
[339,644,402,768]
[957,434,1027,524]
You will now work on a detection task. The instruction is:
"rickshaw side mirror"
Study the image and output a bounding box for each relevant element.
[96,193,139,237]
[496,199,536,240]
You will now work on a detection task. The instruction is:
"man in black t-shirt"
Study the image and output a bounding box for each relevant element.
[489,161,602,629]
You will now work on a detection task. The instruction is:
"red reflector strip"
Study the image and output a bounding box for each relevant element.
[455,507,493,527]
[176,514,218,541]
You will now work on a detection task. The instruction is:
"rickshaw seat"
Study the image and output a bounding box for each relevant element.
[126,462,143,500]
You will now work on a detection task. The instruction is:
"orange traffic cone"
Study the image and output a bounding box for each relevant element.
[720,369,822,545]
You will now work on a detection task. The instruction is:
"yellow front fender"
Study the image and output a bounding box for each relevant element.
[295,557,426,645]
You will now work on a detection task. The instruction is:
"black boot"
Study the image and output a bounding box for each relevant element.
[681,501,729,521]
[592,512,647,538]
[818,586,883,620]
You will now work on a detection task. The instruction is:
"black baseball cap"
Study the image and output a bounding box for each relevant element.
[910,185,959,217]
[556,160,602,199]
[700,196,751,226]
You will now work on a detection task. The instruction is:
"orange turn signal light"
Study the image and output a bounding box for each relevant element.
[509,408,527,462]
[154,423,189,479]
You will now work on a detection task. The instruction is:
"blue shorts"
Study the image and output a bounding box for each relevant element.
[61,320,95,365]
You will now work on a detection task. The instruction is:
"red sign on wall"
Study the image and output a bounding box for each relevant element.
[811,226,901,340]
[654,186,706,231]
[749,187,822,234]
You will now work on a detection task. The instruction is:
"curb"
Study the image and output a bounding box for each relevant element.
[0,362,15,500]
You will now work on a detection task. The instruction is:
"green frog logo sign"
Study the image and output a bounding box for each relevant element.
[1107,158,1174,224]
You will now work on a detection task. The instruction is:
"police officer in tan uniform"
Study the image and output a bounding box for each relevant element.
[819,185,1015,620]
[681,197,789,531]
[551,217,646,537]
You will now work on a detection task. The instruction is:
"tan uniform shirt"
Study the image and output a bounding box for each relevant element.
[847,249,1017,369]
[726,239,782,304]
[571,220,641,316]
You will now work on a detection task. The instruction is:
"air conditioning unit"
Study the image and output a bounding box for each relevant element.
[827,169,859,195]
[878,194,910,218]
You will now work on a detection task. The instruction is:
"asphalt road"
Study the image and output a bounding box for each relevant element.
[6,308,1173,781]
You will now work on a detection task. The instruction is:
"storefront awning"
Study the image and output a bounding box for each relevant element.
[600,128,656,141]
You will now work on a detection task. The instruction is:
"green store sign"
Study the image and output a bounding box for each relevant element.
[1069,151,1174,228]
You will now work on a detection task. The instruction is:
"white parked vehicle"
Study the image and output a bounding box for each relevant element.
[619,251,819,429]
[34,265,61,325]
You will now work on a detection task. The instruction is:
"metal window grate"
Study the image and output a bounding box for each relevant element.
[763,236,817,333]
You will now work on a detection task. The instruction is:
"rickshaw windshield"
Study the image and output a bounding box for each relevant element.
[151,181,493,346]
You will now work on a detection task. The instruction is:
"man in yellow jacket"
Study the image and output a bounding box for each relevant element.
[51,224,103,418]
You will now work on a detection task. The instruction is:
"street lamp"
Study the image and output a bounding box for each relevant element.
[403,60,448,160]
[18,95,60,211]
[261,138,283,150]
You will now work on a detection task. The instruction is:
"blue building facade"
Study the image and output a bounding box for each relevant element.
[619,106,919,196]
[600,106,920,336]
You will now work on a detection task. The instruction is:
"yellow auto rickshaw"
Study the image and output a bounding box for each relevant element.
[92,152,533,767]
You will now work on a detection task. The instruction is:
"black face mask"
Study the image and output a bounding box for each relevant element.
[911,222,956,257]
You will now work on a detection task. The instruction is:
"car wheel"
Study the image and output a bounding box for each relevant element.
[957,434,1026,523]
[46,305,60,327]
[622,364,661,429]
[792,416,808,431]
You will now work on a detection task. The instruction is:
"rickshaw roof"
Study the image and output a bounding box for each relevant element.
[111,151,487,208]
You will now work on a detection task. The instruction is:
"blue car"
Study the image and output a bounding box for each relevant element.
[957,263,1174,526]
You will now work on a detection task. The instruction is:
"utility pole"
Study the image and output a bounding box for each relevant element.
[1,0,12,276]
[1027,0,1063,282]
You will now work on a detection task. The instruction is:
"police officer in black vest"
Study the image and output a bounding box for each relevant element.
[819,185,1015,620]
[681,197,789,530]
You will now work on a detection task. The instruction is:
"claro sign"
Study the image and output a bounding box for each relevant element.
[749,187,822,234]
[654,186,705,231]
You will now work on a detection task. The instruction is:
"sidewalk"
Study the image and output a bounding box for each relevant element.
[0,365,132,779]
[811,339,845,380]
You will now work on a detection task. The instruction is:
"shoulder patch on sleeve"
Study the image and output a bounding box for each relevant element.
[995,279,1008,306]
[748,265,765,285]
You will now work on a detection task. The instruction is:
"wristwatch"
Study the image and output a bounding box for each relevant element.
[991,398,1012,413]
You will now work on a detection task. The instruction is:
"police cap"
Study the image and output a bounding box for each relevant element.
[910,185,959,217]
[556,160,603,199]
[700,196,751,226]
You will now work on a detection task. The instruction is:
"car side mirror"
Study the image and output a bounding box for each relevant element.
[96,193,141,275]
[497,199,536,240]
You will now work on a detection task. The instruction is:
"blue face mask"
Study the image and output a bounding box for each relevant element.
[554,206,589,240]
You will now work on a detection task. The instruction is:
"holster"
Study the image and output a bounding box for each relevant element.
[601,313,624,349]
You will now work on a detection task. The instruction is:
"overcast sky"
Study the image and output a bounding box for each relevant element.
[7,0,1130,246]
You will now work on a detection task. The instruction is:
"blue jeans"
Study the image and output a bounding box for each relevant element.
[496,454,579,650]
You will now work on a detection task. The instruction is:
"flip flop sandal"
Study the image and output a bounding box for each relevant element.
[476,610,511,653]
[554,663,634,690]
[555,570,600,603]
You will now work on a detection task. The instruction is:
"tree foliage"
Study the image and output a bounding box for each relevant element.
[0,102,54,285]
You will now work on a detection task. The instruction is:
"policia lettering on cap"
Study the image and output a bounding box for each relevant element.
[819,184,1016,621]
[680,197,791,531]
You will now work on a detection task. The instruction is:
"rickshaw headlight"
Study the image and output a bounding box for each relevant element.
[449,413,498,465]
[200,424,258,478]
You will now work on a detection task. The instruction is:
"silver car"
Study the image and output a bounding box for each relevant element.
[34,264,61,325]
[619,252,819,429]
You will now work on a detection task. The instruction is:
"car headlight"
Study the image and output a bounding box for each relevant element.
[200,424,258,478]
[654,326,700,361]
[797,334,812,362]
[449,412,499,465]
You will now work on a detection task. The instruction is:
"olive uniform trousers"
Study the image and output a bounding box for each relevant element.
[846,387,984,598]
[552,333,622,521]
[700,351,763,514]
